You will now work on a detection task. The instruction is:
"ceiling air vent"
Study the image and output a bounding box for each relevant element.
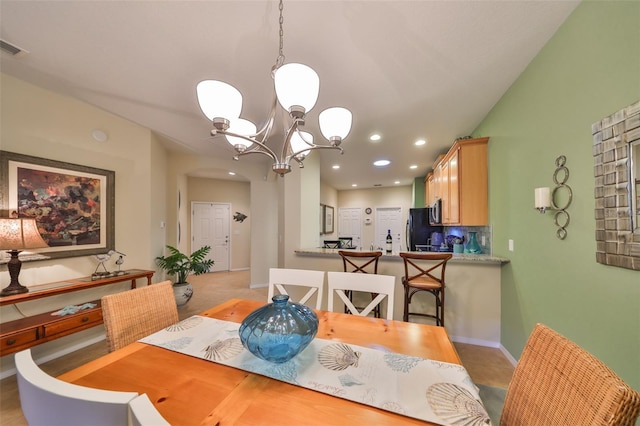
[0,39,29,57]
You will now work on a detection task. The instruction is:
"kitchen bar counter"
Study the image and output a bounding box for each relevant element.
[292,248,508,347]
[295,248,509,264]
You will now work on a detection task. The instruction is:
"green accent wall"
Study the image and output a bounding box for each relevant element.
[413,176,426,208]
[474,0,640,390]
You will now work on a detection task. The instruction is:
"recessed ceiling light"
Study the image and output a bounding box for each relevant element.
[228,171,236,176]
[332,164,340,169]
[394,181,400,184]
[415,139,426,146]
[369,134,381,142]
[352,184,358,187]
[409,165,418,169]
[373,159,391,167]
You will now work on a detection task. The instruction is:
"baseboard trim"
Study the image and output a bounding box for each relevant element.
[450,335,500,348]
[229,267,250,272]
[498,344,518,366]
[0,335,106,380]
[249,282,268,289]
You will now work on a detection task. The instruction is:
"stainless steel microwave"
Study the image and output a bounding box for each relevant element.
[429,199,442,225]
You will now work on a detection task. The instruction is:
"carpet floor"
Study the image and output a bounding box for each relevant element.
[477,383,508,424]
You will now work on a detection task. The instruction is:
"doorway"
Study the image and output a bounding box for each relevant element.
[338,207,362,249]
[192,202,230,272]
[375,207,403,253]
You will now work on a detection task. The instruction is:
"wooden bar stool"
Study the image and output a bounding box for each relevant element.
[338,250,383,318]
[400,252,452,326]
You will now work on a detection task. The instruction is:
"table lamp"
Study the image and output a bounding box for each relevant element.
[0,216,49,296]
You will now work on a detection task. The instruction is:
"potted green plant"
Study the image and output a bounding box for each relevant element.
[155,245,214,306]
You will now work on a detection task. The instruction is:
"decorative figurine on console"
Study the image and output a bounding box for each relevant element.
[92,249,127,280]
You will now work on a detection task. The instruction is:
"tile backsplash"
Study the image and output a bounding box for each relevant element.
[443,226,492,255]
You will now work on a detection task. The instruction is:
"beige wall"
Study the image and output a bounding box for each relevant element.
[336,186,413,250]
[187,177,251,270]
[165,153,280,288]
[0,73,167,375]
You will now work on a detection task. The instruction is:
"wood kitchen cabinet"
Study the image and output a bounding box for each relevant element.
[424,173,434,206]
[434,137,489,225]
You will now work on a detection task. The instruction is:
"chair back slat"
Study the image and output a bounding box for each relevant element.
[338,250,382,274]
[268,268,325,309]
[327,271,395,320]
[400,252,451,287]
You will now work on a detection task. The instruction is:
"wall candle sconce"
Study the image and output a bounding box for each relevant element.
[534,155,573,240]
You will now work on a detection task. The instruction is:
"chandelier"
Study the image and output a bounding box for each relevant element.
[196,0,352,176]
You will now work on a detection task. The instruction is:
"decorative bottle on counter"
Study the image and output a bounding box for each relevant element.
[464,231,482,254]
[386,230,393,254]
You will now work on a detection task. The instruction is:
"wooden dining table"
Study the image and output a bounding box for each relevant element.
[59,298,463,425]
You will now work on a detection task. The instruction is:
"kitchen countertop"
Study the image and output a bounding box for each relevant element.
[295,248,510,265]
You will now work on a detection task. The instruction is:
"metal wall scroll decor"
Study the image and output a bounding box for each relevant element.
[550,155,572,240]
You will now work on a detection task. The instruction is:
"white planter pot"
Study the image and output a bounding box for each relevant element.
[173,282,193,306]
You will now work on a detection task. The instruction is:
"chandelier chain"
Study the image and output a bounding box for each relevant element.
[274,0,285,70]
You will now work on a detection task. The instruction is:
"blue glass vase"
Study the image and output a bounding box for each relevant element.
[239,294,319,363]
[464,231,482,254]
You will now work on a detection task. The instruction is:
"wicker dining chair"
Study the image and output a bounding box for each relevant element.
[500,323,640,426]
[101,280,179,352]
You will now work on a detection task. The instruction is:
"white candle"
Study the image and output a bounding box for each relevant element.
[535,187,550,208]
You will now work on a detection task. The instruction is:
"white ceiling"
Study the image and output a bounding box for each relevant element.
[0,0,579,190]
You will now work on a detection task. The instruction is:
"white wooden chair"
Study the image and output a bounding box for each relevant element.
[268,268,325,309]
[15,348,138,426]
[128,393,170,426]
[327,271,396,320]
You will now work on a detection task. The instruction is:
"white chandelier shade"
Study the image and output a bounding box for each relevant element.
[319,107,353,142]
[225,118,256,149]
[290,131,313,158]
[196,80,243,122]
[274,63,320,114]
[196,0,351,176]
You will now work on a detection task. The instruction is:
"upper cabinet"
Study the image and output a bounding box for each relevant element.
[424,173,433,207]
[431,137,489,225]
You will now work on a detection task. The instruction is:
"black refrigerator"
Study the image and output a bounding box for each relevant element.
[406,208,444,251]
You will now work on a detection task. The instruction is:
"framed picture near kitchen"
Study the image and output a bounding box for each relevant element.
[0,151,115,260]
[323,205,334,234]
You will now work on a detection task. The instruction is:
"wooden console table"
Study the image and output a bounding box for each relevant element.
[0,269,154,357]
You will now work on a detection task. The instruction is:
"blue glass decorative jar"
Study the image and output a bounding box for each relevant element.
[239,294,319,363]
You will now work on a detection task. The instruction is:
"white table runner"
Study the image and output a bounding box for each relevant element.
[140,315,490,425]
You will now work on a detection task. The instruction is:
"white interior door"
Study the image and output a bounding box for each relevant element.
[375,207,403,253]
[338,208,362,249]
[192,202,230,272]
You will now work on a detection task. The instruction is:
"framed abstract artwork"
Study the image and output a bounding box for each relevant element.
[0,151,115,260]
